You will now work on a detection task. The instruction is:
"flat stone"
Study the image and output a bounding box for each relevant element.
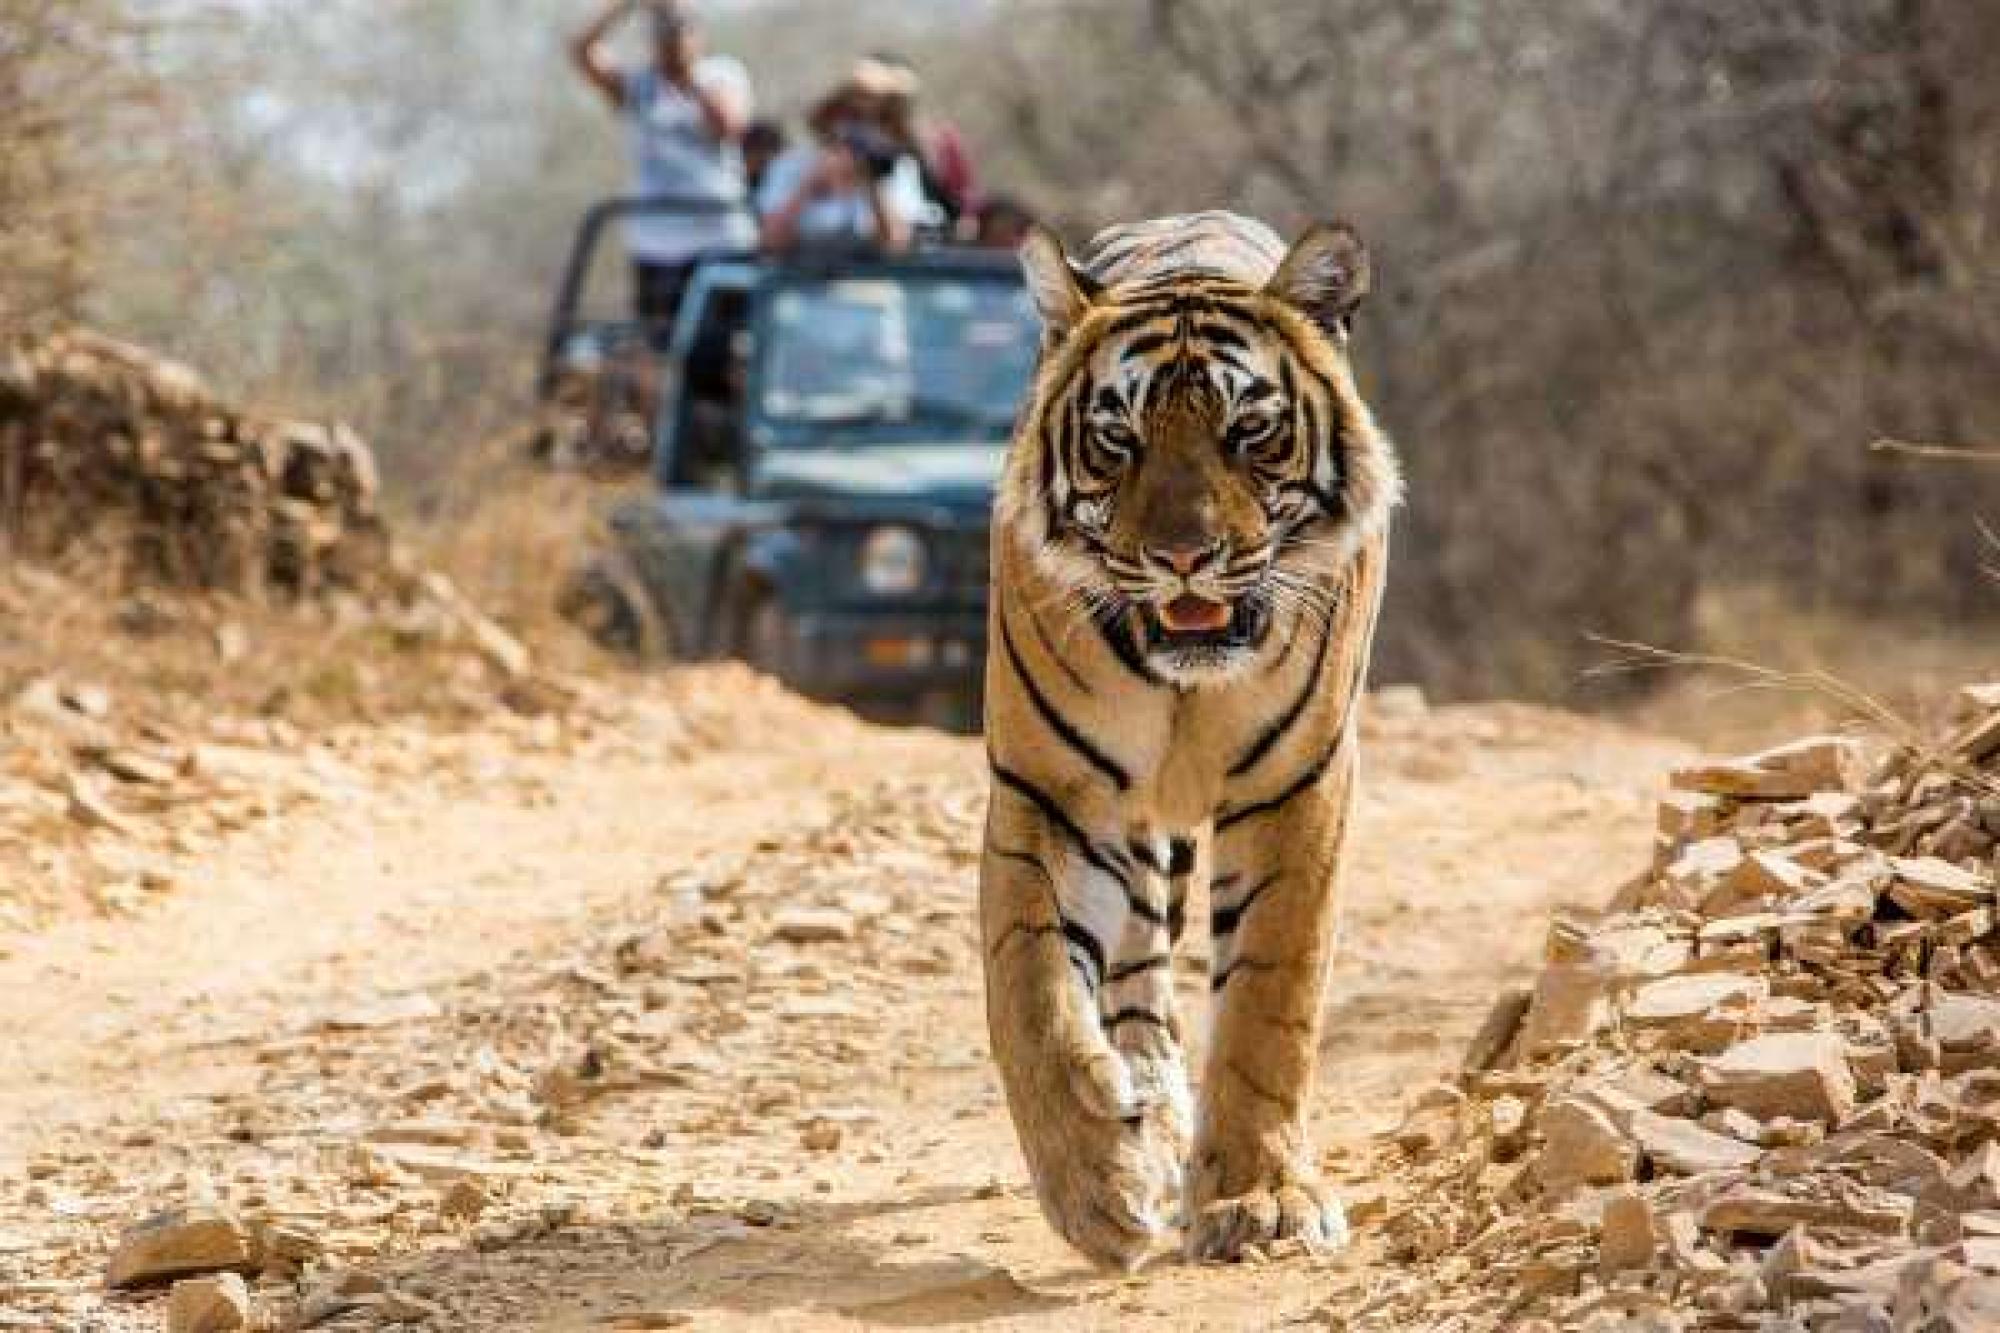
[1604,1066,1700,1117]
[98,748,181,785]
[1599,1188,1659,1272]
[1588,920,1695,980]
[1672,737,1863,800]
[1700,1032,1857,1124]
[1661,837,1744,905]
[1789,860,1889,921]
[1624,973,1767,1052]
[1715,850,1817,910]
[311,992,442,1032]
[65,773,136,834]
[300,1269,387,1327]
[1535,1096,1636,1190]
[1888,857,1992,919]
[106,1206,255,1289]
[1519,960,1614,1057]
[1927,992,2000,1073]
[1461,984,1531,1074]
[771,907,856,945]
[166,1273,249,1333]
[1630,1109,1763,1176]
[1658,790,1728,844]
[1699,1178,1913,1238]
[367,1145,535,1184]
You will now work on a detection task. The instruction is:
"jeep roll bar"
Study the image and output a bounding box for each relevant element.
[538,195,755,400]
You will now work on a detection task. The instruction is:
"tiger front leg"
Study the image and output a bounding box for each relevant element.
[1103,835,1195,1184]
[1187,747,1358,1262]
[980,778,1182,1271]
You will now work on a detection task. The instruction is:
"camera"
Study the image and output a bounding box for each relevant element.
[834,124,902,182]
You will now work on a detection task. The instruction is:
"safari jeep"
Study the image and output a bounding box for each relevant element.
[556,217,1038,724]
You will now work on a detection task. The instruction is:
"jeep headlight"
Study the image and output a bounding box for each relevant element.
[859,525,927,596]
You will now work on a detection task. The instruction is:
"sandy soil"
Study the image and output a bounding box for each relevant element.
[0,675,1692,1331]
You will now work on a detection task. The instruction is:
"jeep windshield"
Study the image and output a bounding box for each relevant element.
[757,274,1038,441]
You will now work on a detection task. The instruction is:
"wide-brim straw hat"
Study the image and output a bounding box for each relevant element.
[848,57,921,101]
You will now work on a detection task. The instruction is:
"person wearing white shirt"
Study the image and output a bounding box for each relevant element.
[572,1,755,323]
[756,79,926,255]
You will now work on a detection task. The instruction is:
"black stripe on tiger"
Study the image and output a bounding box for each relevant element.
[1105,1006,1172,1033]
[1107,953,1171,982]
[989,762,1135,893]
[1215,735,1345,831]
[1211,956,1277,993]
[998,598,1131,791]
[1227,613,1334,778]
[1211,871,1281,939]
[1092,606,1163,686]
[988,843,1106,991]
[1020,596,1091,696]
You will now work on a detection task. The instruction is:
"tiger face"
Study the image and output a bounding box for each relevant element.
[1005,222,1400,687]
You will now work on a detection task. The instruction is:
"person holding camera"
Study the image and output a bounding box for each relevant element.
[755,77,925,254]
[571,0,755,323]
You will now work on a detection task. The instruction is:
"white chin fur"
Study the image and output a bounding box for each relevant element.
[1148,645,1262,688]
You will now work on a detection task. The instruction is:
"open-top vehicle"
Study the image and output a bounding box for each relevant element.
[546,199,1039,721]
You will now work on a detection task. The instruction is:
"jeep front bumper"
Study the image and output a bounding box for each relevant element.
[775,608,986,699]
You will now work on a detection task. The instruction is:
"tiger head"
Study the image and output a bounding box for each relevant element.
[1000,213,1402,687]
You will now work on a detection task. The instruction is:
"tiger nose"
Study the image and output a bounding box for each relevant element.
[1148,539,1226,576]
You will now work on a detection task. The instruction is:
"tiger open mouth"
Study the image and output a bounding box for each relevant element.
[1143,594,1269,651]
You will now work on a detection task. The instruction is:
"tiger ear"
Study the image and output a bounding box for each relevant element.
[1018,224,1095,339]
[1266,222,1370,339]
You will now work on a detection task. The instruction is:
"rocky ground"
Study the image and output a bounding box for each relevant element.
[1340,689,2000,1332]
[0,666,1694,1332]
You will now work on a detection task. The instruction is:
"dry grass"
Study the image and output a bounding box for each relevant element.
[1870,439,2000,463]
[400,430,641,677]
[1593,632,1999,800]
[0,557,531,733]
[1606,583,1995,755]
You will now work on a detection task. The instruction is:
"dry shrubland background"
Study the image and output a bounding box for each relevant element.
[4,0,1995,707]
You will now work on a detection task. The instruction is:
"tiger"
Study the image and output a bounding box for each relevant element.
[979,210,1400,1269]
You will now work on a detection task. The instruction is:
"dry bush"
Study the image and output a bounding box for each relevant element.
[941,0,2000,700]
[0,1,143,327]
[410,434,639,676]
[25,0,1995,706]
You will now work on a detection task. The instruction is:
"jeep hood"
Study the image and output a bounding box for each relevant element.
[757,443,1006,511]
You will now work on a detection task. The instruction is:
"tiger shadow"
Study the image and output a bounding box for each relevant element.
[373,1181,1084,1328]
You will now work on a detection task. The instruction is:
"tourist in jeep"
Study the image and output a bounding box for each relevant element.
[571,0,755,325]
[756,74,925,255]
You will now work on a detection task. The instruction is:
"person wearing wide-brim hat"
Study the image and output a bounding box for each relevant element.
[755,74,929,254]
[853,53,979,232]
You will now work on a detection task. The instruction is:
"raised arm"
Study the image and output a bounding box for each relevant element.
[678,63,748,144]
[570,0,634,108]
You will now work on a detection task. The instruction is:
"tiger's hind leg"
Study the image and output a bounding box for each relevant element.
[980,773,1182,1271]
[1186,749,1356,1262]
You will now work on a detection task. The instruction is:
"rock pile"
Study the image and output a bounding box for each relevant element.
[0,329,390,596]
[1365,685,2000,1331]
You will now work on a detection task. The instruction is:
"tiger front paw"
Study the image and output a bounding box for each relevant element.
[1185,1176,1348,1263]
[1113,1031,1193,1198]
[1010,1041,1181,1271]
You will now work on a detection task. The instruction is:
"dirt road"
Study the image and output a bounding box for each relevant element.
[1,672,1690,1331]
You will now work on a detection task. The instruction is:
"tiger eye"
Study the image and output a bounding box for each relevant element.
[1093,422,1141,457]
